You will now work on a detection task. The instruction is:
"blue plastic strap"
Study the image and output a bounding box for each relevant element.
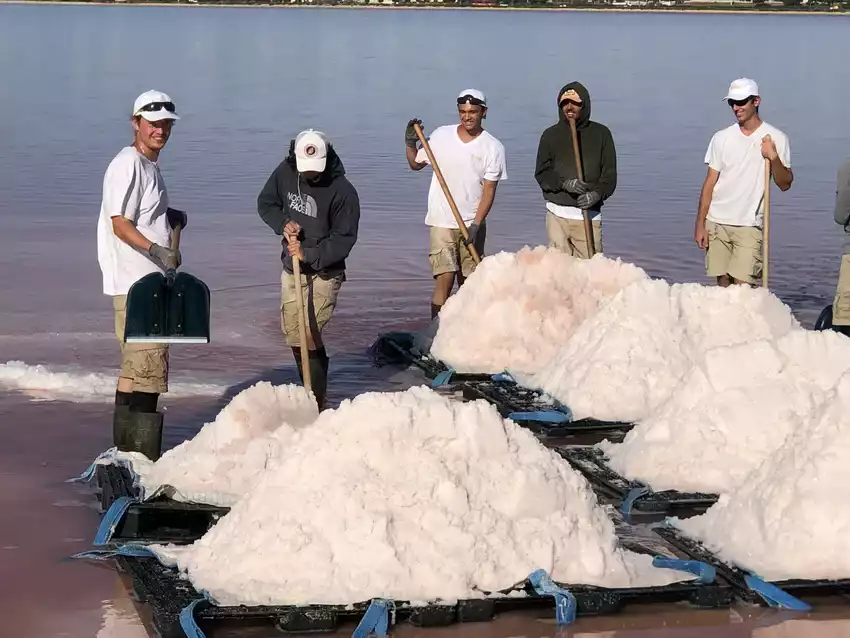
[66,447,121,484]
[431,367,455,388]
[180,598,209,638]
[744,574,812,610]
[508,410,571,424]
[652,556,716,584]
[72,543,155,560]
[94,496,137,545]
[528,569,576,626]
[491,371,515,383]
[351,598,393,638]
[620,486,651,516]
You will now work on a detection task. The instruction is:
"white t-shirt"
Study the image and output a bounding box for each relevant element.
[97,146,172,296]
[415,125,507,229]
[705,121,791,228]
[546,201,601,222]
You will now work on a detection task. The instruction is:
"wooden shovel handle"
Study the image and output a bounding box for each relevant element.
[568,118,596,258]
[413,122,481,264]
[291,255,313,395]
[171,224,182,251]
[762,158,771,289]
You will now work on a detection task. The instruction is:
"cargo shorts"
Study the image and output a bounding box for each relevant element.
[281,269,345,347]
[545,211,603,259]
[705,220,763,285]
[112,294,169,394]
[429,224,486,278]
[833,254,850,326]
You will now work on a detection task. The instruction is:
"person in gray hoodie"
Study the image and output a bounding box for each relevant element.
[534,81,617,258]
[831,159,850,325]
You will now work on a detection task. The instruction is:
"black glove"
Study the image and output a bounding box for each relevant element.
[562,178,589,195]
[166,207,187,230]
[576,191,601,209]
[464,223,480,247]
[405,119,423,148]
[148,243,181,270]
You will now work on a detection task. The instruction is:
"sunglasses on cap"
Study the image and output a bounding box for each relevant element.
[727,96,754,108]
[457,95,486,107]
[138,101,177,114]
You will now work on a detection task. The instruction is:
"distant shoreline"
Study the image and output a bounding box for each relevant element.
[2,0,847,16]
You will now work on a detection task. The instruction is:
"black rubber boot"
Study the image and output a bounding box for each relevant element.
[113,405,133,450]
[121,411,164,461]
[308,348,329,411]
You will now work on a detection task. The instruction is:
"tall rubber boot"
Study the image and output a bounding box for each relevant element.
[122,412,164,461]
[308,348,329,411]
[113,405,133,450]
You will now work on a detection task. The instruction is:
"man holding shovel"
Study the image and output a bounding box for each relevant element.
[534,82,617,258]
[258,130,360,411]
[694,78,792,287]
[96,90,185,457]
[831,159,850,326]
[404,89,507,319]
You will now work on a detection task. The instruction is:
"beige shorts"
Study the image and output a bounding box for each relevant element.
[429,224,486,278]
[281,269,345,347]
[113,295,169,394]
[833,254,850,326]
[705,220,763,285]
[545,212,603,259]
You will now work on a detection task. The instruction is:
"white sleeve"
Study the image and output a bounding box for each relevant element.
[102,155,142,222]
[780,133,791,168]
[705,133,722,171]
[485,141,507,182]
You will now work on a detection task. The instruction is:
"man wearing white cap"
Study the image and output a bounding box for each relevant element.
[404,89,507,319]
[258,130,360,410]
[694,78,792,287]
[96,89,187,458]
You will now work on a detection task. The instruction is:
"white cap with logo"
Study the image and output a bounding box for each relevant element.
[294,129,329,173]
[457,89,487,106]
[723,78,759,102]
[133,90,180,121]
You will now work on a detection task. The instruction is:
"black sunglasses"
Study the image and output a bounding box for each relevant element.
[139,101,176,113]
[727,96,754,108]
[457,95,486,107]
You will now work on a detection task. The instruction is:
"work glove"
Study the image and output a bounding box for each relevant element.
[576,191,601,210]
[562,178,589,195]
[166,207,187,230]
[149,243,181,270]
[464,223,480,247]
[405,119,423,148]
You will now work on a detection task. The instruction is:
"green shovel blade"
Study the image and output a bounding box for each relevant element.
[124,270,211,344]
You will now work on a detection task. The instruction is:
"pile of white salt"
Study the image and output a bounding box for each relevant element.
[153,386,689,606]
[137,382,317,506]
[429,247,647,375]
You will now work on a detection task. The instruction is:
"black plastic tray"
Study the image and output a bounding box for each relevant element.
[657,527,850,607]
[557,447,718,516]
[97,463,138,512]
[369,331,490,383]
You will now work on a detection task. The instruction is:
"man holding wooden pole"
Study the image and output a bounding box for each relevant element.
[534,82,617,259]
[405,89,507,319]
[831,159,850,326]
[694,78,792,288]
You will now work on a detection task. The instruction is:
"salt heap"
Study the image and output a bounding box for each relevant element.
[523,279,798,422]
[677,368,850,581]
[429,247,648,375]
[139,382,317,506]
[155,386,688,606]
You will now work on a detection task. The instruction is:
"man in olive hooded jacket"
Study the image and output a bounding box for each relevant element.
[534,82,617,258]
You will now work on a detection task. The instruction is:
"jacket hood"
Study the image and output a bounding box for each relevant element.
[284,139,346,184]
[557,81,592,129]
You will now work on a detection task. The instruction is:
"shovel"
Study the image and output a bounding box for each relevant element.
[291,254,312,395]
[568,117,596,258]
[123,224,211,344]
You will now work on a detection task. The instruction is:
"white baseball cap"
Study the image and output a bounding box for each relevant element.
[133,90,179,121]
[457,89,487,106]
[294,129,328,173]
[723,78,759,102]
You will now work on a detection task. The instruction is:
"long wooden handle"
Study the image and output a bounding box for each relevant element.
[568,118,596,258]
[172,224,182,251]
[413,122,481,264]
[291,255,312,395]
[762,158,771,289]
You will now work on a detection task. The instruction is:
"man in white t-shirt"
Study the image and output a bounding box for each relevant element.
[404,89,507,319]
[694,78,793,287]
[96,89,186,459]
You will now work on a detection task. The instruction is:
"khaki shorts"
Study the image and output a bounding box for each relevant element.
[113,295,169,394]
[545,212,603,259]
[281,269,345,347]
[705,220,763,285]
[429,224,486,278]
[833,254,850,326]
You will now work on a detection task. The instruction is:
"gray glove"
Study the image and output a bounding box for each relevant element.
[405,119,422,148]
[148,243,181,270]
[576,191,601,209]
[464,223,480,247]
[563,178,589,195]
